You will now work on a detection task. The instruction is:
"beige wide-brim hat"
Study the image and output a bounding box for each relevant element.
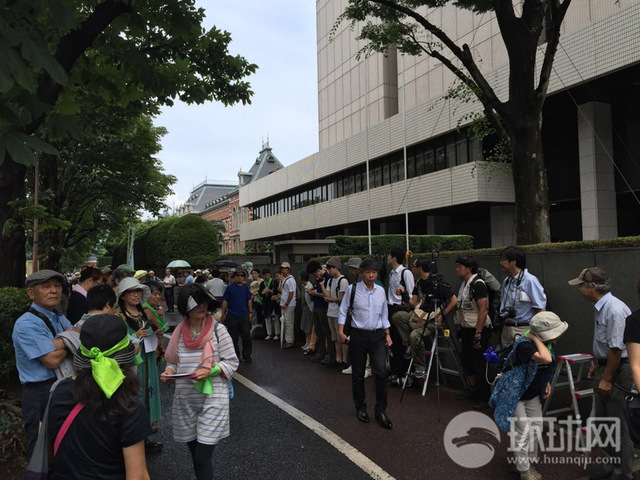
[115,277,151,304]
[530,311,568,342]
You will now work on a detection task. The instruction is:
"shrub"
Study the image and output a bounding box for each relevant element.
[328,234,474,257]
[0,288,31,381]
[164,215,219,268]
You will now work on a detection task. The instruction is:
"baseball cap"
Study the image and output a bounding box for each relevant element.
[568,267,608,286]
[26,270,65,288]
[280,262,291,269]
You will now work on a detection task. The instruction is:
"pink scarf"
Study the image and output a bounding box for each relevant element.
[165,315,215,370]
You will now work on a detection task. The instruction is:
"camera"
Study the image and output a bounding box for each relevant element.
[497,306,516,323]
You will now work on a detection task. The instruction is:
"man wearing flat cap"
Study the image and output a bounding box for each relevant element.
[12,269,72,459]
[569,267,633,480]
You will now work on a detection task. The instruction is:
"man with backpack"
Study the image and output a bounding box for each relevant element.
[387,247,415,378]
[454,254,492,409]
[322,257,349,369]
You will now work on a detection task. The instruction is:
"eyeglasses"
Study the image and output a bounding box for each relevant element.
[236,273,246,278]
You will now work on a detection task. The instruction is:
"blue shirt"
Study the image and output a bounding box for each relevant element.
[223,282,252,317]
[313,271,331,309]
[338,282,389,330]
[185,275,194,285]
[499,269,547,325]
[12,303,72,384]
[593,293,632,359]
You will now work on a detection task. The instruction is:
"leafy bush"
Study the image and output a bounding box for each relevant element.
[328,234,474,257]
[0,288,31,381]
[164,215,219,268]
[145,216,179,269]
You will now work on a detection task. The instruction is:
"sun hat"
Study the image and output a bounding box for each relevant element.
[530,311,568,342]
[25,269,65,288]
[568,267,609,286]
[326,257,341,269]
[133,269,148,280]
[73,314,137,398]
[115,277,150,304]
[346,258,362,269]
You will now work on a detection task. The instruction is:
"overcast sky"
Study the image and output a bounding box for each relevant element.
[155,1,319,211]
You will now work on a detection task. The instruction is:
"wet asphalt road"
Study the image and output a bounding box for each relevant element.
[147,311,632,480]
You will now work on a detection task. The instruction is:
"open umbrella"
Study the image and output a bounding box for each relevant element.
[167,260,191,268]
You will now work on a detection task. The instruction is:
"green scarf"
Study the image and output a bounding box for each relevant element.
[79,335,130,399]
[142,302,169,332]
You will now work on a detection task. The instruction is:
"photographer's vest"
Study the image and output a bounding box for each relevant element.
[455,275,492,329]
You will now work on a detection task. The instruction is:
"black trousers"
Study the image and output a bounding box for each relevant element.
[164,287,175,311]
[350,328,388,414]
[22,379,55,459]
[459,327,491,401]
[225,314,252,360]
[312,307,333,359]
[387,304,408,375]
[253,299,264,325]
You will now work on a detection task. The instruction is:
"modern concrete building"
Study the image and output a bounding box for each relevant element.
[240,1,640,249]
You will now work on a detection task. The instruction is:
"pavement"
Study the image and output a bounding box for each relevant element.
[147,310,630,479]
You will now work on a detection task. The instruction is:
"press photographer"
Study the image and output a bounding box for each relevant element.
[498,246,547,347]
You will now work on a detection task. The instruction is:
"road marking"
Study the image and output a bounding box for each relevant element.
[234,374,395,480]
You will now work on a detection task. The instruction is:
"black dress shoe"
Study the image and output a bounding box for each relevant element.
[375,412,393,430]
[357,409,370,423]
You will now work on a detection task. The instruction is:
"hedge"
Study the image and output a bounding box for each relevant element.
[313,235,640,265]
[0,288,31,381]
[164,215,219,268]
[328,234,474,257]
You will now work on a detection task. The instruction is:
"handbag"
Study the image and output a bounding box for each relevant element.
[343,281,357,337]
[24,381,83,480]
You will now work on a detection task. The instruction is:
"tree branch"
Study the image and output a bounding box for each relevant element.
[535,0,573,105]
[27,0,132,134]
[367,0,508,120]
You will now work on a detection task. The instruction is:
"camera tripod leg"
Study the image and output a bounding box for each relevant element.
[399,356,415,403]
[422,331,438,397]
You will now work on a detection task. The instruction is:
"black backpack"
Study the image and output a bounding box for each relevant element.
[476,268,502,324]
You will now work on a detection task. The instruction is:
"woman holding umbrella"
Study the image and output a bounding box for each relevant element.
[161,284,238,480]
[117,277,163,449]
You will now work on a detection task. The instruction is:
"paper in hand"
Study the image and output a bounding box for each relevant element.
[143,331,158,353]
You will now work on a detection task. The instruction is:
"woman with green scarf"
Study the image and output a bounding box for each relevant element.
[116,277,163,449]
[47,314,151,479]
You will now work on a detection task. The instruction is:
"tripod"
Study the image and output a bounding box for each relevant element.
[399,253,470,410]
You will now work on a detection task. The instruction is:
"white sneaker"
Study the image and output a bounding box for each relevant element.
[273,335,280,341]
[364,367,372,378]
[265,335,273,341]
[342,366,352,375]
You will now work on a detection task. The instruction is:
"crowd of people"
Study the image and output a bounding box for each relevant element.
[10,247,640,480]
[13,265,238,480]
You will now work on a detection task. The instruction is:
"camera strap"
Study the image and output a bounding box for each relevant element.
[29,308,58,338]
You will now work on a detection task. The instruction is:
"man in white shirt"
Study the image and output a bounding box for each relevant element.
[279,262,297,349]
[162,269,176,312]
[338,258,393,430]
[205,269,227,300]
[387,246,414,378]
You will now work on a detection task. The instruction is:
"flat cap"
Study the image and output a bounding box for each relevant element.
[26,269,65,288]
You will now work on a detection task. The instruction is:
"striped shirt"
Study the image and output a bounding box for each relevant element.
[166,322,239,445]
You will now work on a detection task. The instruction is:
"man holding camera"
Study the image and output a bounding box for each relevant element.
[498,246,547,347]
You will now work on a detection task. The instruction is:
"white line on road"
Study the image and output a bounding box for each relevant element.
[234,373,395,480]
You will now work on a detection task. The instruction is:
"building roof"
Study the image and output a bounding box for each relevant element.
[181,183,236,215]
[184,144,284,215]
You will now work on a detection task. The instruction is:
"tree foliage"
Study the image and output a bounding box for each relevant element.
[0,0,257,286]
[336,0,574,245]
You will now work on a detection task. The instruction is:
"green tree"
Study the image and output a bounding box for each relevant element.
[0,0,257,286]
[337,0,574,245]
[33,98,175,270]
[164,215,219,268]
